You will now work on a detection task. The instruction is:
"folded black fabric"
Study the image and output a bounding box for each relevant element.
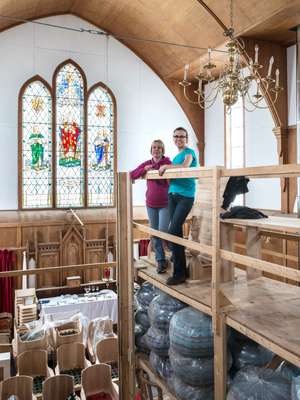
[220,206,268,220]
[222,176,250,210]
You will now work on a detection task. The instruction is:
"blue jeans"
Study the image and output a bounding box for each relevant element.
[168,193,194,278]
[147,206,170,262]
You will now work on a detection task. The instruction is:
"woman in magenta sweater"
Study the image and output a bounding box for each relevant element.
[130,140,171,273]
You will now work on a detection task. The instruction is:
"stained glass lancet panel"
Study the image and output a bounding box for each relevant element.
[55,63,85,207]
[21,80,52,208]
[87,85,115,206]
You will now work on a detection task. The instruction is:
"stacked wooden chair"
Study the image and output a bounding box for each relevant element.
[0,375,37,400]
[96,337,119,382]
[55,342,90,391]
[81,364,119,400]
[42,374,80,400]
[17,349,54,399]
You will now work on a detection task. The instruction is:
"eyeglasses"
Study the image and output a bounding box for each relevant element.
[173,135,187,139]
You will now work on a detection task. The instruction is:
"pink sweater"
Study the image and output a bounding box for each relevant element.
[130,156,171,208]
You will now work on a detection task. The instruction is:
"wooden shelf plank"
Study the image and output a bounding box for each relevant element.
[138,261,300,369]
[221,216,300,235]
[136,353,178,400]
[133,222,212,256]
[222,164,300,178]
[136,259,212,315]
[146,167,213,180]
[223,274,300,368]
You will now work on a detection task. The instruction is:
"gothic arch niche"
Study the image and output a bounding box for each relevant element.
[61,225,84,283]
[18,75,53,209]
[53,59,87,208]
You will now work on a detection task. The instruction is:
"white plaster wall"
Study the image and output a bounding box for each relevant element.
[0,15,198,209]
[287,45,297,126]
[204,74,280,210]
[244,80,280,210]
[204,82,225,166]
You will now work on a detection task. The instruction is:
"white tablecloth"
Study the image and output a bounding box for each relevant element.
[40,290,118,323]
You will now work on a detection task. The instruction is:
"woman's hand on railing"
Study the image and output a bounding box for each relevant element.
[158,164,168,176]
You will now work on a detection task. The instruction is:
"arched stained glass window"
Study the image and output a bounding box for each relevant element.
[20,78,52,209]
[87,84,115,207]
[19,60,117,210]
[55,61,86,208]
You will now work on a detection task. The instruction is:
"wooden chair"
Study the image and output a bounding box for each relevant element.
[81,364,119,400]
[17,350,54,399]
[0,375,36,400]
[96,337,119,382]
[96,337,118,364]
[55,343,91,391]
[42,374,75,400]
[87,318,114,363]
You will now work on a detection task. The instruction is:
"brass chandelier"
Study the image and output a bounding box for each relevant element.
[179,0,283,111]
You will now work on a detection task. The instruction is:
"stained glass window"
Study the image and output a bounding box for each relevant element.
[87,85,115,206]
[21,79,52,208]
[20,61,116,209]
[55,62,85,208]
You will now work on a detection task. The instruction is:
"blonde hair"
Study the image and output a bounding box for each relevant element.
[150,139,165,155]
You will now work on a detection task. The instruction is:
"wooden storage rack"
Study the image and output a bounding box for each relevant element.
[117,164,300,400]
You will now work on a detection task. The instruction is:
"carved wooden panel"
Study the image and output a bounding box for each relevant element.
[38,249,60,288]
[61,226,84,284]
[85,243,105,282]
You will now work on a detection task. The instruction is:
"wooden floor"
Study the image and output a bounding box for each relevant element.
[136,259,300,368]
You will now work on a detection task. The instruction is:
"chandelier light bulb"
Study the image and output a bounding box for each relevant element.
[275,68,280,88]
[184,64,189,81]
[267,56,274,77]
[254,44,259,64]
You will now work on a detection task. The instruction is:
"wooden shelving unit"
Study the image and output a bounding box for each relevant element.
[117,164,300,400]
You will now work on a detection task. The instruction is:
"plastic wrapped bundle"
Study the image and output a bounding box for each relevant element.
[169,347,213,386]
[168,375,213,400]
[276,361,300,381]
[227,366,290,400]
[136,282,157,309]
[135,308,150,331]
[149,351,173,380]
[169,307,213,357]
[169,348,232,387]
[231,340,274,370]
[20,329,44,342]
[145,326,170,357]
[292,376,300,400]
[148,293,185,332]
[135,325,150,354]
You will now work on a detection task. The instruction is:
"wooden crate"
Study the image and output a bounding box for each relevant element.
[14,289,36,327]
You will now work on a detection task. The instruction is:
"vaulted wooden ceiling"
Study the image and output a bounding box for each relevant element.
[0,0,299,147]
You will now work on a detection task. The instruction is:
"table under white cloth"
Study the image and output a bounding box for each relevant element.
[40,290,118,323]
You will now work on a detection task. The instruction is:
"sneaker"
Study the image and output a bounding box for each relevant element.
[166,276,186,285]
[157,261,167,274]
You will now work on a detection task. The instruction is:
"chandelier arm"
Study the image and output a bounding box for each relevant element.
[246,88,279,110]
[201,91,220,110]
[203,82,220,102]
[183,86,202,105]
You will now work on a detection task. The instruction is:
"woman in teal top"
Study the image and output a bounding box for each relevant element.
[159,127,198,285]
